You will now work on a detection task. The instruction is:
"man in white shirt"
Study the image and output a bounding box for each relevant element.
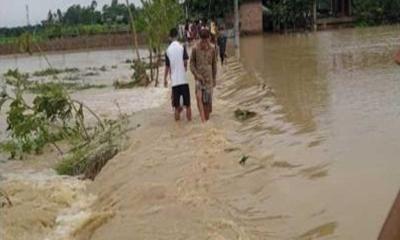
[164,28,192,121]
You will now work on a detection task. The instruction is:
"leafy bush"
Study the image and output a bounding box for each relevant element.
[0,69,102,158]
[114,60,150,89]
[33,67,78,77]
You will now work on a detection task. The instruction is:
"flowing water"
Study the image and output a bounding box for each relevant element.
[0,48,166,240]
[1,26,400,240]
[226,25,400,239]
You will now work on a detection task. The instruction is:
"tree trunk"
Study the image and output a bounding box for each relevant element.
[155,48,161,87]
[125,0,141,61]
[149,49,154,83]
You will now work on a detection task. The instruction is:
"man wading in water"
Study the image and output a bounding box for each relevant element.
[190,29,217,122]
[164,28,192,121]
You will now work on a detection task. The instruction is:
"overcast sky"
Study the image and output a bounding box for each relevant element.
[0,0,141,28]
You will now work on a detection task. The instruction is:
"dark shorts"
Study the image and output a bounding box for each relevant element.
[172,84,190,108]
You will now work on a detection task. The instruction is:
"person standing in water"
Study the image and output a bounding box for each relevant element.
[190,29,217,122]
[217,25,228,65]
[164,28,192,121]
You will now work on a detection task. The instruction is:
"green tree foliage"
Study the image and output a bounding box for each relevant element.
[62,4,102,25]
[136,0,183,85]
[266,0,314,32]
[353,0,400,25]
[0,69,109,158]
[186,0,240,19]
[0,70,73,157]
[103,0,137,23]
[0,0,139,42]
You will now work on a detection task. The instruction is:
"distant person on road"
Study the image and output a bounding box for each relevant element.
[190,29,217,122]
[164,28,192,121]
[217,25,228,65]
[210,19,217,42]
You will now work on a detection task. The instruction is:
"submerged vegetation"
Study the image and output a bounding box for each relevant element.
[0,69,96,158]
[234,109,257,121]
[4,69,107,93]
[33,67,79,77]
[29,82,108,92]
[56,117,131,179]
[0,68,126,179]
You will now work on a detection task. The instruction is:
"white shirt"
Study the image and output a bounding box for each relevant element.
[166,41,188,87]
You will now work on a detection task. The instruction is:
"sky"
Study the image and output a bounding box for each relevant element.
[0,0,141,28]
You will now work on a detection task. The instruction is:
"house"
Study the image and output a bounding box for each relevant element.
[317,0,354,29]
[239,0,353,33]
[240,0,263,34]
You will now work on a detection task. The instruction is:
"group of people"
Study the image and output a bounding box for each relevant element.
[164,23,225,123]
[180,19,228,65]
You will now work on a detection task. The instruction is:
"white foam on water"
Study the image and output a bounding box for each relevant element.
[1,169,98,240]
[45,193,97,240]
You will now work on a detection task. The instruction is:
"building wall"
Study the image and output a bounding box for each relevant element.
[240,1,263,34]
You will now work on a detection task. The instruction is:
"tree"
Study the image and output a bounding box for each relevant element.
[125,0,141,61]
[187,0,239,19]
[47,10,54,24]
[266,0,314,32]
[137,0,183,85]
[56,9,63,23]
[91,0,98,9]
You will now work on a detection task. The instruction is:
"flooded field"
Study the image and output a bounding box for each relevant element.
[231,25,400,238]
[0,47,166,141]
[0,47,167,240]
[1,25,400,240]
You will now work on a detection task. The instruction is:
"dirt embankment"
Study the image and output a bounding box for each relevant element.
[72,59,268,240]
[0,32,145,55]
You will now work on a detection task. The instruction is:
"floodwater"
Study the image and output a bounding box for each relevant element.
[230,25,400,238]
[1,25,400,240]
[0,47,148,73]
[0,47,166,240]
[0,47,166,141]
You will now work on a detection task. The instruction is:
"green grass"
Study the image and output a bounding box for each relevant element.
[0,35,46,45]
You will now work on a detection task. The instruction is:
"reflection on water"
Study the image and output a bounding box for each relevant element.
[219,25,400,239]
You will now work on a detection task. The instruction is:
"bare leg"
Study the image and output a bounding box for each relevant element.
[204,104,211,121]
[196,91,206,123]
[186,106,192,121]
[175,107,183,121]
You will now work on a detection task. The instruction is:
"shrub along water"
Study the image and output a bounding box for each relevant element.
[0,68,127,179]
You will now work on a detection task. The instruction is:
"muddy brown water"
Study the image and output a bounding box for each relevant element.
[1,25,400,240]
[229,25,400,239]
